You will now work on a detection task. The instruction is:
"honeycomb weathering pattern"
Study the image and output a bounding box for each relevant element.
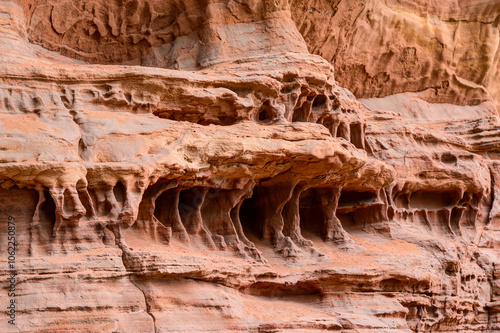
[0,0,500,332]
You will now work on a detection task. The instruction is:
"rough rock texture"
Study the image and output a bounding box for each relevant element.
[1,0,500,332]
[292,0,500,108]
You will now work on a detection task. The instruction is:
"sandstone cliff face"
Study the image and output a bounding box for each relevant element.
[292,0,500,109]
[0,0,500,332]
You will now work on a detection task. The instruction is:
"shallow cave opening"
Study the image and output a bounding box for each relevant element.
[298,188,326,239]
[113,182,126,208]
[178,188,203,222]
[336,121,349,141]
[338,190,377,208]
[90,187,111,217]
[292,95,313,122]
[292,105,309,122]
[394,193,410,209]
[409,190,460,210]
[39,190,56,239]
[444,262,459,276]
[256,100,275,124]
[336,211,355,231]
[218,116,238,126]
[336,189,379,232]
[196,114,238,126]
[349,122,364,149]
[441,153,458,165]
[239,191,265,240]
[311,95,327,113]
[154,188,178,228]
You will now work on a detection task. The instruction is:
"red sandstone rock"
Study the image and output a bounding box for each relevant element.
[0,0,499,332]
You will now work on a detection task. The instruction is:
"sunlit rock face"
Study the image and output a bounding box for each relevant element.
[291,0,500,109]
[0,0,500,332]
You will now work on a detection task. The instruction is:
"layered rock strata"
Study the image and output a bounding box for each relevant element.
[0,0,500,332]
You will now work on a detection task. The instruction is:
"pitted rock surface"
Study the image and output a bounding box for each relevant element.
[1,0,500,332]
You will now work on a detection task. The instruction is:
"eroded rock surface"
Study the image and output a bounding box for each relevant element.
[1,0,500,332]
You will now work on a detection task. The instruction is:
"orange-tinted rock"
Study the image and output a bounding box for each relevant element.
[0,0,500,332]
[292,0,500,109]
